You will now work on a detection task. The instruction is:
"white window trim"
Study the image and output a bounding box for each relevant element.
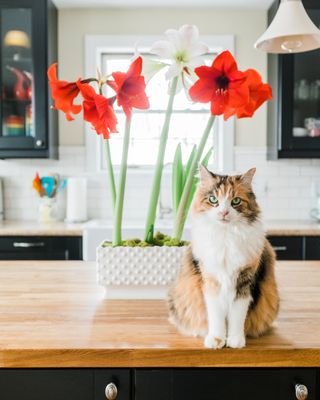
[84,34,235,174]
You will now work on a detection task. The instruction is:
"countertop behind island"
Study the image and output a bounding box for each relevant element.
[0,260,319,368]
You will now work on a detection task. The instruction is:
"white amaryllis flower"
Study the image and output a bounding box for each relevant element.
[150,25,209,81]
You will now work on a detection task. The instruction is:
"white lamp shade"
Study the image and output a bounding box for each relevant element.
[255,0,320,53]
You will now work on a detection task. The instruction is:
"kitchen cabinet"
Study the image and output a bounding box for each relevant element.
[268,235,304,260]
[0,368,317,400]
[268,235,320,260]
[135,369,317,400]
[0,236,82,259]
[267,0,320,159]
[0,0,58,158]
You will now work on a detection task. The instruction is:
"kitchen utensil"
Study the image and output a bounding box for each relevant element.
[41,176,55,198]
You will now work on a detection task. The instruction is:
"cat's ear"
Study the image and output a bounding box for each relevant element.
[241,168,256,185]
[199,165,215,184]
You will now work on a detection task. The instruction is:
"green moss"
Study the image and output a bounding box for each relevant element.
[101,231,189,248]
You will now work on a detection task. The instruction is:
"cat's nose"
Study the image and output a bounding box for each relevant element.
[219,210,229,218]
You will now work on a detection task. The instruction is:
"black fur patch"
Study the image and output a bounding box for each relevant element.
[236,246,269,305]
[250,248,268,308]
[191,257,201,276]
[236,267,254,299]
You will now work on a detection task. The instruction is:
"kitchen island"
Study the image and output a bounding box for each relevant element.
[0,260,319,399]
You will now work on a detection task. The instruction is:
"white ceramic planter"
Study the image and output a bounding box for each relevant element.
[96,244,187,299]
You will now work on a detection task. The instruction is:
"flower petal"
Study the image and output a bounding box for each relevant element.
[189,79,214,103]
[179,24,199,48]
[165,28,182,52]
[212,50,238,75]
[150,40,175,58]
[165,64,181,80]
[188,41,209,58]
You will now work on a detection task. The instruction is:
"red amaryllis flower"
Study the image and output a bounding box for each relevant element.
[107,56,149,118]
[189,50,249,120]
[77,82,118,139]
[47,63,81,121]
[224,69,273,119]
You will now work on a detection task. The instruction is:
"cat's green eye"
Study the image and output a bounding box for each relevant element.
[231,197,242,206]
[208,195,219,206]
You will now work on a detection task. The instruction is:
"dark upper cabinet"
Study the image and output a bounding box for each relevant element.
[0,0,58,158]
[267,0,320,159]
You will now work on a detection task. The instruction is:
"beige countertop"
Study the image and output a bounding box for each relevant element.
[265,220,320,236]
[0,260,319,367]
[0,220,84,236]
[0,219,320,237]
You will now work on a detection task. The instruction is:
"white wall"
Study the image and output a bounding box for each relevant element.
[58,7,268,146]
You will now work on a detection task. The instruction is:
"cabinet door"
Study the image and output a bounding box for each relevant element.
[267,236,303,260]
[135,368,318,400]
[0,236,82,260]
[305,236,320,260]
[0,0,58,158]
[0,369,93,400]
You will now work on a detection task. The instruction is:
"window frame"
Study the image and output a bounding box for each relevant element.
[85,34,235,174]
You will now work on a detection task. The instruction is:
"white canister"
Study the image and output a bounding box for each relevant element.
[66,177,87,222]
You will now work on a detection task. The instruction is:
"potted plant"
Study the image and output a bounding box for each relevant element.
[48,25,272,298]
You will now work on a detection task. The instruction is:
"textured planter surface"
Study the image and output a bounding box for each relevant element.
[97,244,187,299]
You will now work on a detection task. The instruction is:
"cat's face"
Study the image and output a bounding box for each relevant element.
[192,166,260,225]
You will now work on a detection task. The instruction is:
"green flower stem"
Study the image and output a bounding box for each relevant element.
[103,139,116,211]
[173,114,216,241]
[112,116,132,246]
[144,76,178,242]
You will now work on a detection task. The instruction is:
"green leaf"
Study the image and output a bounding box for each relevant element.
[185,147,213,216]
[201,146,213,167]
[172,144,183,215]
[183,145,197,188]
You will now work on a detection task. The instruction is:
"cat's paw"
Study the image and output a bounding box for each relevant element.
[226,335,246,348]
[204,334,226,349]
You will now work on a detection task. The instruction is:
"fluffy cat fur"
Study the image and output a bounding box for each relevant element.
[168,166,279,349]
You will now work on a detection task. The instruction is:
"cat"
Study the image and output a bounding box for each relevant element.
[168,166,279,349]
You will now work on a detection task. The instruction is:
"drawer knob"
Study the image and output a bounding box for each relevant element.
[105,382,118,400]
[295,384,308,400]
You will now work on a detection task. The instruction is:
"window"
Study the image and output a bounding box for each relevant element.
[85,35,235,173]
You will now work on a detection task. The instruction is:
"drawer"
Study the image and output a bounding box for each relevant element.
[267,236,303,260]
[135,368,318,400]
[305,236,320,260]
[0,369,131,400]
[0,369,93,400]
[0,236,82,260]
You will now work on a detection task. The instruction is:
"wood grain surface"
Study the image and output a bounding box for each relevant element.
[0,260,319,368]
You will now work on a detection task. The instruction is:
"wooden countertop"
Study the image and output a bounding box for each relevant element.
[0,221,84,236]
[0,261,319,368]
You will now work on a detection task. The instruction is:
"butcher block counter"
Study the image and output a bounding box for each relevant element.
[0,261,320,400]
[0,260,319,368]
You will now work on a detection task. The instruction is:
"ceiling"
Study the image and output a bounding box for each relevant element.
[53,0,274,9]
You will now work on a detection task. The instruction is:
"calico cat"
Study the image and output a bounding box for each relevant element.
[168,166,279,349]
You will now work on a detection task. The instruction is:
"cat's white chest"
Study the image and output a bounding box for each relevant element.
[191,215,264,285]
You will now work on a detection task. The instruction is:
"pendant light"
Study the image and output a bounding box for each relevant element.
[255,0,320,54]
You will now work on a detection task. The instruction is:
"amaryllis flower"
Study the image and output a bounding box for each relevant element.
[150,24,209,80]
[47,63,81,121]
[77,82,117,139]
[189,50,249,120]
[107,56,149,118]
[224,69,273,119]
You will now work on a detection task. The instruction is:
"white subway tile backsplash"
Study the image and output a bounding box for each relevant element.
[0,145,318,222]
